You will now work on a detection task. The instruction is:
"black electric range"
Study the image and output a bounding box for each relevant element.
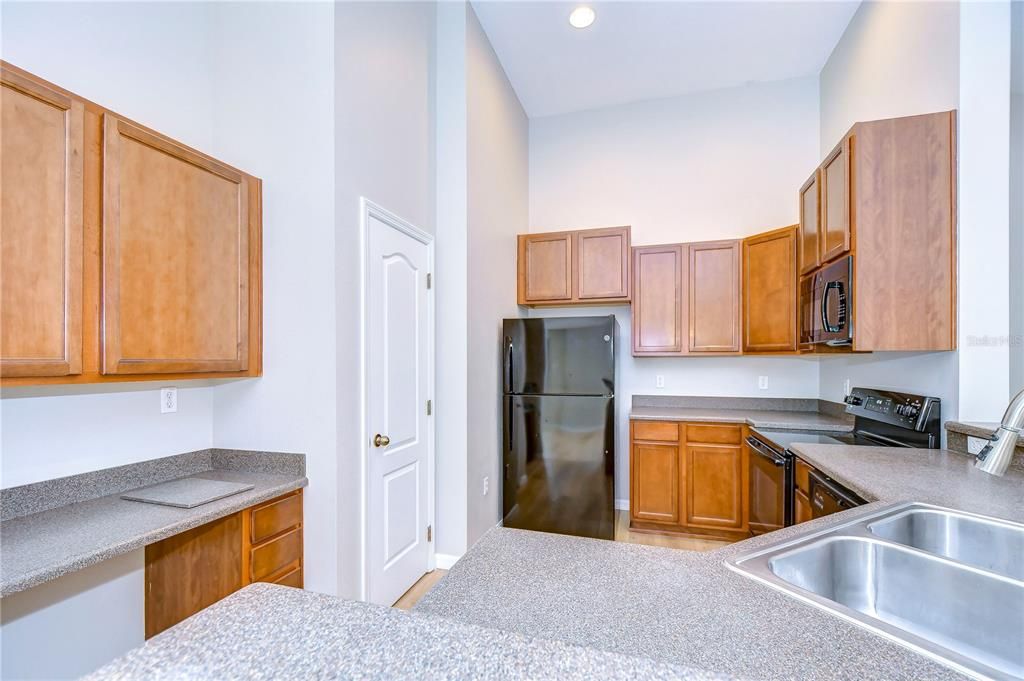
[746,388,941,531]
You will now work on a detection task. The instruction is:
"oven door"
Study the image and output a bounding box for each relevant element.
[746,436,788,534]
[812,256,853,345]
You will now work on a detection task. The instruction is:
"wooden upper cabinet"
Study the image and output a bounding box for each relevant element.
[688,240,741,353]
[631,245,684,355]
[0,62,262,386]
[820,136,851,265]
[102,115,250,374]
[0,67,84,377]
[850,111,957,351]
[742,226,797,353]
[798,170,820,275]
[517,226,630,306]
[517,232,572,304]
[576,226,630,300]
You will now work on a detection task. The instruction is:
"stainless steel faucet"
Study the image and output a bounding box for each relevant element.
[975,388,1024,476]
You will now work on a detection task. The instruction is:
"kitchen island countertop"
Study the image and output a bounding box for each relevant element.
[414,445,1023,680]
[86,583,725,680]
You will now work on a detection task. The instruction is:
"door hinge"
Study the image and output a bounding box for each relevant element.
[426,399,432,415]
[426,273,432,289]
[427,525,433,542]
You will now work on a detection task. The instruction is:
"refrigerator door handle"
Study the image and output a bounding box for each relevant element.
[507,398,514,452]
[504,336,514,394]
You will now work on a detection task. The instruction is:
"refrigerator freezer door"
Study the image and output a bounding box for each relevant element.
[502,394,614,540]
[503,317,615,396]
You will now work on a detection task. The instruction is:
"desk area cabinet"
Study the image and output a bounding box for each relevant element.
[145,490,303,638]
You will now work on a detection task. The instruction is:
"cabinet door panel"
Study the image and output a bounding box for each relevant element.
[576,227,629,300]
[820,137,851,264]
[686,444,744,529]
[798,171,820,275]
[102,115,249,374]
[145,513,242,639]
[632,245,684,354]
[794,489,813,525]
[518,232,572,303]
[1,68,83,377]
[742,227,797,353]
[688,240,740,353]
[630,441,680,525]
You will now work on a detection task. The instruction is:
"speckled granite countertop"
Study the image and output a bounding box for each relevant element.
[789,444,1024,519]
[87,583,726,680]
[0,451,306,596]
[629,406,854,432]
[416,446,1023,680]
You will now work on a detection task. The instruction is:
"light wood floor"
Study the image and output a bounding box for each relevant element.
[392,569,448,609]
[614,510,732,551]
[390,512,730,609]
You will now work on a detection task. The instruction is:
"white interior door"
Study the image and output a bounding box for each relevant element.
[366,209,432,606]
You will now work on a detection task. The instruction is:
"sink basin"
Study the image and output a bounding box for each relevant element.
[769,537,1023,679]
[869,508,1024,580]
[729,503,1024,680]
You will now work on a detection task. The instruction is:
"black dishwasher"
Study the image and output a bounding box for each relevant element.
[808,469,866,518]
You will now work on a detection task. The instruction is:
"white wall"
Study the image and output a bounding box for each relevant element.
[1009,1,1024,396]
[818,0,959,152]
[207,2,338,596]
[531,76,820,245]
[816,0,961,422]
[529,77,822,502]
[465,5,528,545]
[434,2,470,561]
[2,3,339,675]
[957,0,1012,421]
[334,0,437,597]
[0,551,144,679]
[0,2,220,487]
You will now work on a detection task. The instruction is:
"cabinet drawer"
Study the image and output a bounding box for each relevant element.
[273,567,303,589]
[795,459,813,495]
[250,527,302,582]
[250,492,302,544]
[632,421,679,442]
[685,423,742,445]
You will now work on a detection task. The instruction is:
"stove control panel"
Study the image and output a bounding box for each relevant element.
[844,388,938,431]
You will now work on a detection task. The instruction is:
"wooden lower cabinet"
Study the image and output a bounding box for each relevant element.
[629,420,749,540]
[793,458,814,525]
[146,490,303,638]
[630,434,681,525]
[686,444,745,530]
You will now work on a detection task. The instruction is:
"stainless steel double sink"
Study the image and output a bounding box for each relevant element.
[728,503,1024,680]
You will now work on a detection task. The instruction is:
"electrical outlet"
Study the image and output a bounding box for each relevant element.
[160,387,178,414]
[482,476,490,496]
[967,436,987,455]
[758,376,769,391]
[655,375,665,389]
[843,379,851,397]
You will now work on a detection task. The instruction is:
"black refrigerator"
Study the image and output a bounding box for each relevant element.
[501,316,616,540]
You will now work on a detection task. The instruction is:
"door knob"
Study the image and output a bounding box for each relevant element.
[374,434,390,448]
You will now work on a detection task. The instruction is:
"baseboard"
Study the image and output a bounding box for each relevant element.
[434,553,461,570]
[614,498,629,511]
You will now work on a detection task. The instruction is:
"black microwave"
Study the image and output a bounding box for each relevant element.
[803,256,853,346]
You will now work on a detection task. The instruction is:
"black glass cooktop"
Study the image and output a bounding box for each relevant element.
[750,428,873,451]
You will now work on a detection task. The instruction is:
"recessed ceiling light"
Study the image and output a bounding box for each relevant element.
[569,6,595,29]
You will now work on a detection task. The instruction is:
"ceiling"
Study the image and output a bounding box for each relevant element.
[472,1,861,119]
